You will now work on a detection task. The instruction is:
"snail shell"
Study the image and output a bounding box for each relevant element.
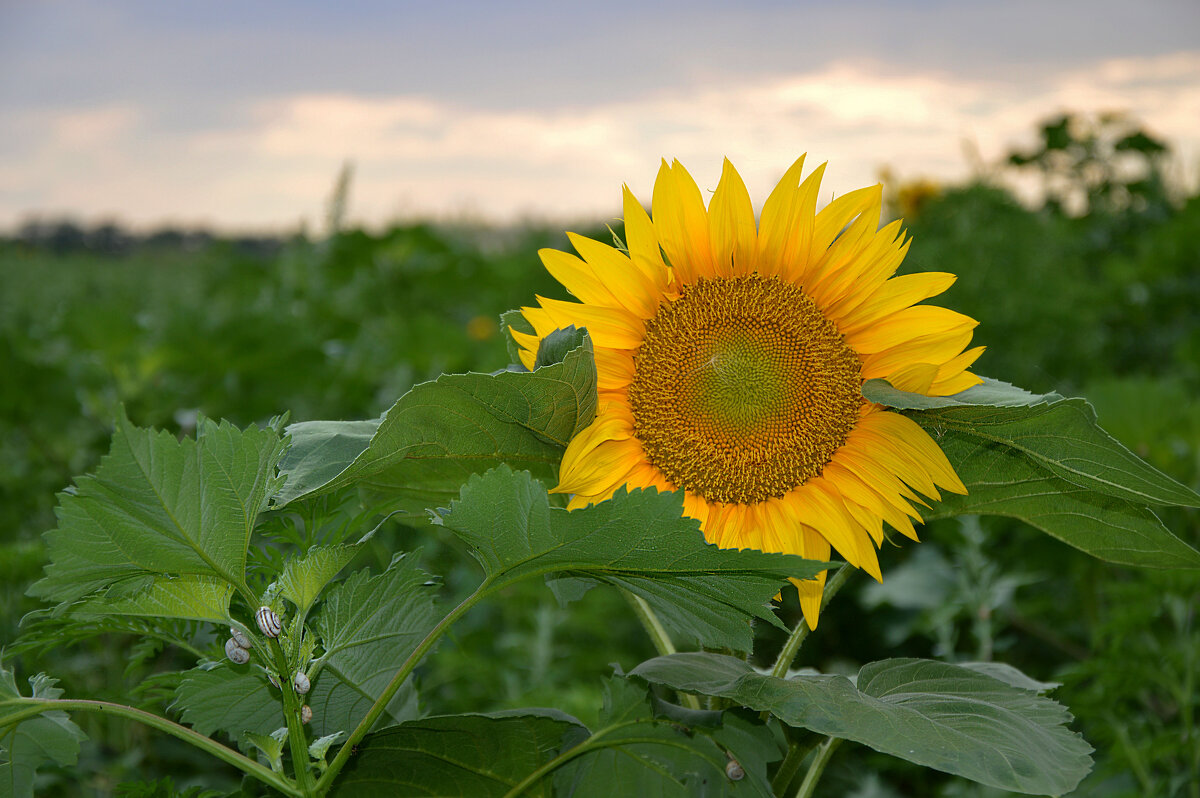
[229,626,253,650]
[300,704,313,724]
[293,671,311,695]
[725,758,745,781]
[225,638,250,665]
[255,606,283,638]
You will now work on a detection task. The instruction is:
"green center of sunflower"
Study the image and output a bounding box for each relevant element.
[628,274,863,504]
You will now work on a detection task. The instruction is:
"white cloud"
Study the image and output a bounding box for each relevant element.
[3,51,1199,230]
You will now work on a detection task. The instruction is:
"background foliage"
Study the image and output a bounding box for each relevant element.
[1,113,1197,796]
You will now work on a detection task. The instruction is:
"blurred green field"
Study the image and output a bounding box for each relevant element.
[2,116,1198,796]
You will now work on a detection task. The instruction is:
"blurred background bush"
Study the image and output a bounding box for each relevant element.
[1,114,1197,796]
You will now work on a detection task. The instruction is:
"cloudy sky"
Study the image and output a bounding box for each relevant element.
[2,0,1198,231]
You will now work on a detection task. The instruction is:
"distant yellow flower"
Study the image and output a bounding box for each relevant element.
[512,157,982,627]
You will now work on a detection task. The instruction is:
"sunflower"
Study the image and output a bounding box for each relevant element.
[512,157,982,628]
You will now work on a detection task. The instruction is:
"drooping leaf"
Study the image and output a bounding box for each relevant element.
[922,418,1200,568]
[330,710,586,798]
[279,545,362,615]
[867,380,1200,568]
[0,665,87,798]
[432,466,829,652]
[307,553,439,736]
[633,653,1093,795]
[552,677,773,798]
[172,665,282,743]
[914,399,1200,508]
[30,413,287,605]
[69,575,234,623]
[274,333,597,509]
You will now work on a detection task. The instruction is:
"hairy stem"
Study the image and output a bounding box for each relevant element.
[1,698,300,797]
[771,565,853,679]
[621,588,701,710]
[314,581,490,793]
[794,737,842,798]
[267,636,317,796]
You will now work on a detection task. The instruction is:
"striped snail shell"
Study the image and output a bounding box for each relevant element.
[725,758,745,781]
[255,606,283,638]
[229,626,253,650]
[225,638,250,665]
[300,704,313,724]
[293,671,311,695]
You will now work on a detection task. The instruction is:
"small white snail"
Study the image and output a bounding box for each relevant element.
[225,638,250,665]
[229,626,253,649]
[255,606,283,638]
[725,758,745,781]
[300,704,313,724]
[293,671,311,695]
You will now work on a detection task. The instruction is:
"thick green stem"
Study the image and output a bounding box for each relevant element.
[313,582,490,794]
[771,565,853,679]
[793,737,842,798]
[769,735,818,796]
[621,588,701,711]
[1,698,299,797]
[267,635,317,796]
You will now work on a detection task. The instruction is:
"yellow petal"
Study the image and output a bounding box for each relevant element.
[593,347,636,391]
[837,272,958,335]
[567,233,660,319]
[863,411,967,494]
[847,306,978,354]
[757,158,826,283]
[707,158,758,277]
[556,426,641,497]
[789,528,830,629]
[510,326,541,371]
[538,248,622,308]
[812,184,883,256]
[861,329,976,378]
[531,296,646,350]
[812,222,907,311]
[622,186,670,293]
[652,160,714,283]
[885,362,940,394]
[931,369,984,396]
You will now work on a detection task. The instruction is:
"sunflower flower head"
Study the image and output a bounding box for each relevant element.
[512,157,983,628]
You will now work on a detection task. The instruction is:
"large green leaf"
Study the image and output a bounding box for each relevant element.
[330,710,585,797]
[915,400,1199,508]
[331,680,777,798]
[172,665,283,743]
[552,677,773,798]
[867,379,1200,568]
[69,575,234,623]
[274,332,597,508]
[432,466,829,652]
[30,414,287,605]
[922,445,1200,568]
[0,666,87,798]
[307,553,439,736]
[632,653,1093,795]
